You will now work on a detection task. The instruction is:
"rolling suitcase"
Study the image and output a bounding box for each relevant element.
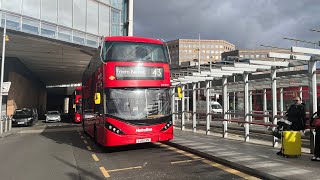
[281,131,301,157]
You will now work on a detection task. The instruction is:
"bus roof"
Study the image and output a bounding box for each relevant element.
[104,36,163,45]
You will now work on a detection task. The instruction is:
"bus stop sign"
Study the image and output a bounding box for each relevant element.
[1,82,11,96]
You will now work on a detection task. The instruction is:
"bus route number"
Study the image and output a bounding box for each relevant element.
[152,68,162,77]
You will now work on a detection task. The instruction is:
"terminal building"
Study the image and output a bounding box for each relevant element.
[167,39,235,68]
[0,0,133,116]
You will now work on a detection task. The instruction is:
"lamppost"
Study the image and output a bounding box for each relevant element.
[283,37,318,48]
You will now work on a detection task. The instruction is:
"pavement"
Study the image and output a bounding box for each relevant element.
[168,127,320,180]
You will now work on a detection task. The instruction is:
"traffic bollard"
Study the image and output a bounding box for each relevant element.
[4,117,8,133]
[8,117,12,132]
[0,119,3,134]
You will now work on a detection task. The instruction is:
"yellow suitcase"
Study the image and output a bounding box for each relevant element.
[281,131,301,157]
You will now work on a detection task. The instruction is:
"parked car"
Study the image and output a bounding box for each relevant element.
[12,108,35,126]
[45,111,61,122]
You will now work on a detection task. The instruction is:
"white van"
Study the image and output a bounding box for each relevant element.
[196,101,223,114]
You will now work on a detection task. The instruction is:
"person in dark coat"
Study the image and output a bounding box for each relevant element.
[286,96,306,131]
[311,104,320,161]
[276,96,306,156]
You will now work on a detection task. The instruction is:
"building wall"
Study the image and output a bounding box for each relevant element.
[5,58,47,116]
[167,39,235,68]
[0,0,128,47]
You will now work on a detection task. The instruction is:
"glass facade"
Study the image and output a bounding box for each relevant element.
[0,0,129,47]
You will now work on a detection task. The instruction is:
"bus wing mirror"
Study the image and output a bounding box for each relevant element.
[94,93,101,105]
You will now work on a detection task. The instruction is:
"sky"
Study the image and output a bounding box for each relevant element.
[133,0,320,49]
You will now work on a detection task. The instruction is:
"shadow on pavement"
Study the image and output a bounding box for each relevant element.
[54,156,104,180]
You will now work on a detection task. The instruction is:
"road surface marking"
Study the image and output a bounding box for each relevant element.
[108,166,142,172]
[86,146,92,151]
[171,158,204,164]
[83,140,88,144]
[202,159,260,180]
[158,143,261,180]
[92,154,99,162]
[99,166,110,178]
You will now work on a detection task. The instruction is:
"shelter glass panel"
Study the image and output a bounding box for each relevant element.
[41,0,57,23]
[73,0,86,31]
[99,4,110,36]
[22,18,40,35]
[3,0,22,14]
[41,23,56,38]
[100,0,110,5]
[22,0,40,19]
[111,9,120,36]
[58,0,72,27]
[87,0,99,35]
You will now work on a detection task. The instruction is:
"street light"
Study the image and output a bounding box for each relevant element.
[260,44,289,50]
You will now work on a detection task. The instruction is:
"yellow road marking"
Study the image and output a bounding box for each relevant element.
[92,154,99,162]
[86,146,92,151]
[83,140,88,144]
[108,166,142,173]
[99,166,110,178]
[202,159,260,180]
[171,158,204,164]
[158,143,261,180]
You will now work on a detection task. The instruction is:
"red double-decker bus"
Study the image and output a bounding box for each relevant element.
[70,86,82,123]
[82,36,173,147]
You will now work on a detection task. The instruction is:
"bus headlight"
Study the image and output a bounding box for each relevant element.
[161,120,173,131]
[105,122,125,135]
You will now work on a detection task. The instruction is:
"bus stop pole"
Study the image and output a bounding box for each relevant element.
[181,85,185,130]
[206,80,210,135]
[309,59,317,154]
[244,73,249,142]
[299,87,303,101]
[222,76,228,138]
[0,17,7,134]
[249,90,253,122]
[192,83,197,132]
[271,67,278,147]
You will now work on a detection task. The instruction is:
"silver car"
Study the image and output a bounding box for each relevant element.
[45,111,61,122]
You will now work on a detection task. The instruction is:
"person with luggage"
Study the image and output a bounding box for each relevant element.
[311,104,320,161]
[276,96,306,156]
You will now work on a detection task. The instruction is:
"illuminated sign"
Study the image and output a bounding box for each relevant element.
[115,66,164,80]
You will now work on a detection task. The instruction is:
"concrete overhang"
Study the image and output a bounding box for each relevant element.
[0,28,96,86]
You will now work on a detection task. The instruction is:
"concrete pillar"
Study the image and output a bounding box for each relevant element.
[206,81,210,135]
[64,97,69,114]
[263,89,268,123]
[181,85,185,130]
[192,83,197,132]
[271,67,278,147]
[244,73,249,142]
[309,60,317,153]
[222,76,228,138]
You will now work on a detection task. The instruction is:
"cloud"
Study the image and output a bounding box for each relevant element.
[133,0,320,49]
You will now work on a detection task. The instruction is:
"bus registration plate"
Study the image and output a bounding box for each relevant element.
[136,138,151,143]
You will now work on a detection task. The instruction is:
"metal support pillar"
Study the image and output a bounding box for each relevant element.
[243,73,249,142]
[249,90,253,122]
[263,89,268,123]
[309,60,317,153]
[181,85,185,130]
[0,16,7,135]
[280,88,284,116]
[171,87,176,126]
[206,81,210,135]
[271,67,278,147]
[192,83,197,132]
[222,76,228,138]
[299,87,303,101]
[227,92,230,119]
[233,92,236,119]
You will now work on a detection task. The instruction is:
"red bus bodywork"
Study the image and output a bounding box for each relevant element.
[71,86,82,123]
[82,36,173,147]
